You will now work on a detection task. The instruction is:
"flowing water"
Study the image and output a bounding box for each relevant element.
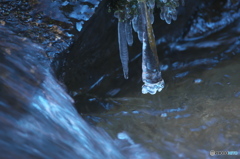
[82,8,240,159]
[85,55,240,158]
[0,25,159,159]
[1,0,240,158]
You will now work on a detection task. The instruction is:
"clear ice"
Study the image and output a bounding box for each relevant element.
[125,20,133,46]
[118,20,129,79]
[115,0,184,94]
[140,2,165,95]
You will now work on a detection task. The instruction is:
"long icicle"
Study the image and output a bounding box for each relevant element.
[118,20,129,79]
[143,1,158,60]
[125,20,133,46]
[139,1,164,94]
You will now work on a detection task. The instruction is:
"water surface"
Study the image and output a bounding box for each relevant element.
[83,12,240,158]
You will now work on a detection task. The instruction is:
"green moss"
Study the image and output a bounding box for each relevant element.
[108,0,138,21]
[109,0,182,22]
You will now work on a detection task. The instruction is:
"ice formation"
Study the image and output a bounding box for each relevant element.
[140,2,165,94]
[114,0,184,94]
[118,20,129,79]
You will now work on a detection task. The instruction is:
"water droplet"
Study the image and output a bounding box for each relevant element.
[132,110,139,114]
[194,78,202,84]
[161,113,167,117]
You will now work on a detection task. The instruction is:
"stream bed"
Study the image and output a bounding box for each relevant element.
[85,54,240,158]
[83,17,240,159]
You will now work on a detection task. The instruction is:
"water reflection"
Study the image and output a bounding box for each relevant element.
[85,54,240,158]
[83,3,240,157]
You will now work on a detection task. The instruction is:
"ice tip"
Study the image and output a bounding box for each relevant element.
[124,72,129,79]
[142,79,165,95]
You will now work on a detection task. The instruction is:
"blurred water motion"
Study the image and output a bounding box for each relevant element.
[0,26,159,159]
[86,55,240,158]
[83,1,240,158]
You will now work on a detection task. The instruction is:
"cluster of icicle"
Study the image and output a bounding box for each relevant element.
[115,0,184,94]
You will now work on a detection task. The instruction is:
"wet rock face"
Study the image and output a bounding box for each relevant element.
[0,0,69,59]
[0,0,101,59]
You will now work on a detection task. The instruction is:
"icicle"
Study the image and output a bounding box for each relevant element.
[137,17,144,42]
[142,1,157,56]
[158,0,184,24]
[140,1,164,94]
[132,14,144,42]
[131,15,139,33]
[118,21,129,79]
[160,6,165,20]
[165,7,172,24]
[172,8,178,21]
[115,9,132,79]
[141,33,164,95]
[147,0,155,9]
[125,20,133,46]
[136,2,147,43]
[111,0,185,93]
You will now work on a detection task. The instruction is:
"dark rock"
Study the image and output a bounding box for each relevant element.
[54,0,210,112]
